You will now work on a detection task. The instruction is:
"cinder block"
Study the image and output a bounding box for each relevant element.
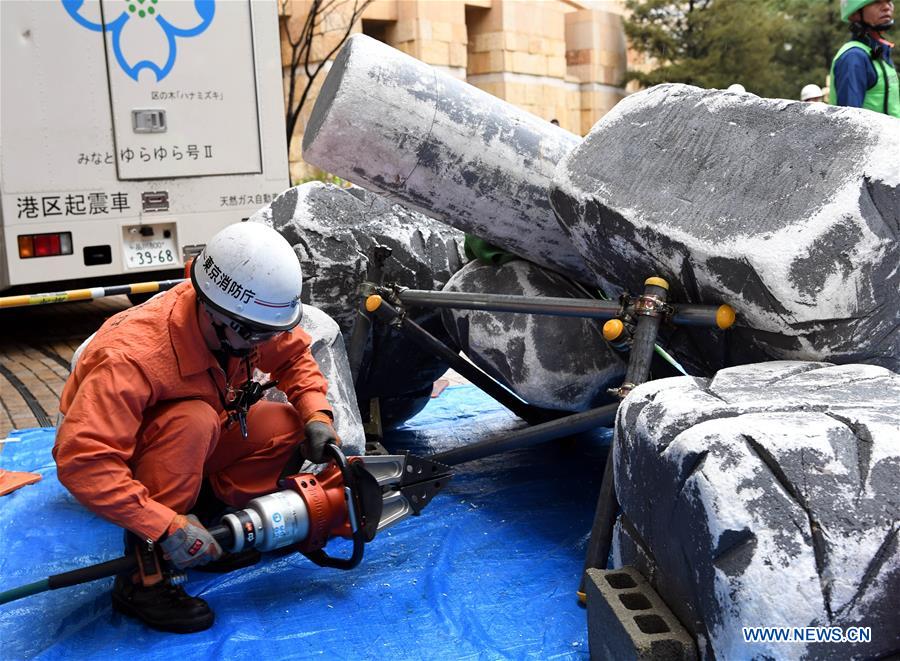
[585,567,698,661]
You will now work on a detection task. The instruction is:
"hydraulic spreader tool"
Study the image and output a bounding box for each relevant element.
[0,445,452,605]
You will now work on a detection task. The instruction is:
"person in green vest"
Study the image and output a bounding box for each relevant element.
[830,0,899,117]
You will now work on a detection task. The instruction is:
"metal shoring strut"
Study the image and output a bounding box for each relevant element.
[576,277,671,603]
[364,283,735,466]
[346,246,394,386]
[363,294,550,426]
[364,279,736,591]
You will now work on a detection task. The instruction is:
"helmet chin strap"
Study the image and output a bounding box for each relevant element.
[852,19,896,42]
[211,319,251,358]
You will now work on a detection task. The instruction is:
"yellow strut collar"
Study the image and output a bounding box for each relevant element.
[643,276,669,290]
[602,318,625,342]
[365,295,383,313]
[716,304,736,330]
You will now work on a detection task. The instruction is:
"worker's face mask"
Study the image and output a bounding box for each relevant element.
[222,317,282,344]
[202,305,283,354]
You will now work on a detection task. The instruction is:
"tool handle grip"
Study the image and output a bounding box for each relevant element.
[47,555,137,590]
[207,524,235,550]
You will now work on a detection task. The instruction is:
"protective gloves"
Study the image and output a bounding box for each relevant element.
[304,417,340,464]
[159,514,223,569]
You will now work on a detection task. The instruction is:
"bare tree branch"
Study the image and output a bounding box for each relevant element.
[284,0,371,156]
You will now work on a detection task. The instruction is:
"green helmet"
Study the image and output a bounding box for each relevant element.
[841,0,875,22]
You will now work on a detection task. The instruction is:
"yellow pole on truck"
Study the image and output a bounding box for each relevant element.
[0,279,186,309]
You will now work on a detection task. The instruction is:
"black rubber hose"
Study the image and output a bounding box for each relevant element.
[0,554,137,605]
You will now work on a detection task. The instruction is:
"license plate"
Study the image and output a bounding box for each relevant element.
[123,223,178,269]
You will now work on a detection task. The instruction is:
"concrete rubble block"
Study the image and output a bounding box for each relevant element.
[441,258,625,411]
[612,360,900,660]
[250,182,466,427]
[585,566,698,661]
[301,33,595,284]
[551,83,900,370]
[261,304,365,456]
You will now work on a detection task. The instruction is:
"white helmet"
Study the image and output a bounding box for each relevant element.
[800,83,824,101]
[191,222,303,331]
[726,83,746,93]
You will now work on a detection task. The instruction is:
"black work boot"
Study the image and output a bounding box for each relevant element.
[112,534,214,633]
[112,574,215,633]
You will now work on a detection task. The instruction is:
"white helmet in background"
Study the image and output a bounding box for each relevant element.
[726,83,746,93]
[800,83,824,101]
[191,222,303,332]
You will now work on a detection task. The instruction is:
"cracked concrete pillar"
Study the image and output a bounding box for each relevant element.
[302,34,592,283]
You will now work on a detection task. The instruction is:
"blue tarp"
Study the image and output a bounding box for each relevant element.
[1,385,612,660]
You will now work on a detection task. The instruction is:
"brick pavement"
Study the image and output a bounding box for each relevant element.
[0,296,130,439]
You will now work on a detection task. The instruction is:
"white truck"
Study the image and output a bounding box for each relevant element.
[0,0,289,295]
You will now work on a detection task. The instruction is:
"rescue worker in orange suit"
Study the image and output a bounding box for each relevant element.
[53,222,339,633]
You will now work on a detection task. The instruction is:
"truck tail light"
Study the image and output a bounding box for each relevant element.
[18,232,73,259]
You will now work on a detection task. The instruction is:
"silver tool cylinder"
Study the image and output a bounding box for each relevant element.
[221,489,310,553]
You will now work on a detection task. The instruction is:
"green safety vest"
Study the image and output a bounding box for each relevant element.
[829,40,900,117]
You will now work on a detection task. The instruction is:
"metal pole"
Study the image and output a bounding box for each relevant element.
[348,247,394,386]
[578,277,670,602]
[432,403,618,466]
[395,289,622,319]
[365,295,549,425]
[346,300,373,386]
[672,303,736,329]
[0,279,186,309]
[394,288,733,329]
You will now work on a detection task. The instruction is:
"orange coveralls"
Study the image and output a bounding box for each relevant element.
[53,281,331,542]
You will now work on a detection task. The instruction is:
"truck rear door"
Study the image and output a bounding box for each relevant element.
[101,0,262,179]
